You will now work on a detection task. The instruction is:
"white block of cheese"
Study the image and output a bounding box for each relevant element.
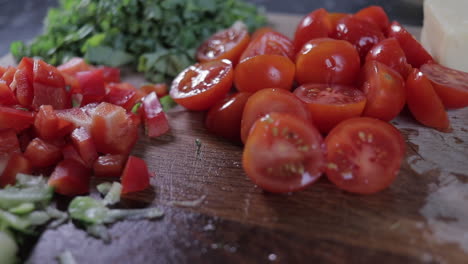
[421,0,468,72]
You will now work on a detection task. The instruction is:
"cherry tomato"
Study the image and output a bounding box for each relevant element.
[140,83,168,98]
[359,61,405,121]
[93,154,126,177]
[294,84,367,134]
[365,38,411,79]
[387,21,434,68]
[420,63,468,109]
[328,12,348,30]
[48,159,91,196]
[205,92,251,142]
[293,8,332,53]
[325,117,405,194]
[241,88,311,143]
[121,156,151,194]
[250,27,274,40]
[141,92,170,138]
[295,38,360,85]
[406,68,450,131]
[71,127,98,168]
[0,153,31,187]
[355,6,389,33]
[24,138,62,168]
[0,106,35,132]
[234,54,295,93]
[243,112,325,193]
[170,59,233,111]
[331,16,385,60]
[240,30,294,62]
[197,21,250,65]
[57,57,94,75]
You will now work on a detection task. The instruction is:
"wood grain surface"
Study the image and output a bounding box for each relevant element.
[2,14,467,264]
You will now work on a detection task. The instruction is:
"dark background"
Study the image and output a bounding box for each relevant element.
[0,0,423,56]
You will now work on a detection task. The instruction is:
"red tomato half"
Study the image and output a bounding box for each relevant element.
[355,6,390,33]
[234,54,295,93]
[121,156,151,194]
[240,30,294,62]
[359,61,406,121]
[243,112,326,193]
[141,92,170,138]
[205,92,251,142]
[420,63,468,109]
[170,60,233,111]
[366,38,411,79]
[0,107,35,132]
[93,154,126,177]
[241,88,311,143]
[325,117,405,194]
[48,159,91,196]
[406,68,449,131]
[197,21,250,65]
[295,38,360,85]
[71,127,98,168]
[294,84,367,134]
[387,22,434,68]
[293,8,332,53]
[0,153,31,187]
[24,138,62,168]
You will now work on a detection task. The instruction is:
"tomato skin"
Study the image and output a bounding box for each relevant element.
[294,84,367,134]
[0,107,35,132]
[170,60,234,111]
[205,92,251,142]
[93,154,126,177]
[355,6,389,33]
[0,82,17,106]
[243,112,326,193]
[295,38,360,85]
[0,153,32,187]
[406,69,449,131]
[359,61,406,121]
[75,69,106,106]
[141,92,170,138]
[387,22,434,68]
[293,8,332,53]
[57,58,93,76]
[71,127,98,168]
[197,21,250,65]
[420,63,468,109]
[24,138,62,168]
[241,88,311,143]
[328,13,348,30]
[234,54,295,93]
[331,16,385,60]
[325,117,405,194]
[365,38,411,79]
[140,83,168,98]
[121,156,151,194]
[104,82,138,111]
[48,159,91,196]
[240,30,294,62]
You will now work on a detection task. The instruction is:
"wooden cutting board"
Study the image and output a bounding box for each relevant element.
[2,13,468,264]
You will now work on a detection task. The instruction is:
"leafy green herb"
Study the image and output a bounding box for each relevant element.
[11,0,266,83]
[160,95,177,111]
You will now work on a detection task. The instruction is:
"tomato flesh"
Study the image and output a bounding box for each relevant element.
[325,117,405,194]
[94,154,126,178]
[141,92,170,138]
[293,8,332,53]
[243,113,326,193]
[121,156,151,194]
[48,159,91,196]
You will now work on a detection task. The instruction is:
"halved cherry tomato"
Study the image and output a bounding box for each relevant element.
[141,92,170,138]
[24,138,62,168]
[93,154,126,177]
[121,156,151,194]
[331,16,385,60]
[366,38,411,79]
[295,38,360,85]
[205,92,251,142]
[170,60,233,111]
[406,68,449,131]
[355,6,389,33]
[0,107,35,132]
[197,21,250,65]
[241,88,311,143]
[0,129,20,155]
[75,69,106,106]
[234,54,295,93]
[243,112,326,193]
[240,30,294,62]
[99,66,121,83]
[387,22,434,68]
[325,117,405,194]
[48,159,91,196]
[294,84,367,134]
[359,61,405,121]
[104,82,138,111]
[293,8,332,53]
[140,83,168,98]
[57,58,93,75]
[420,63,468,109]
[0,82,17,106]
[34,105,73,140]
[0,153,31,187]
[90,102,138,155]
[71,127,98,168]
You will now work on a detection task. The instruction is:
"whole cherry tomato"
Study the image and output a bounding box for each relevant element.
[366,38,412,79]
[293,8,332,53]
[295,38,360,85]
[240,30,294,62]
[355,6,390,33]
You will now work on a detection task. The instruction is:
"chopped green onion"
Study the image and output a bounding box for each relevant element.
[8,203,35,215]
[103,182,122,206]
[96,182,113,196]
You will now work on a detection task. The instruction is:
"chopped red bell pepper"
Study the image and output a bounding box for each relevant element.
[71,127,98,168]
[57,57,93,76]
[0,66,16,87]
[0,153,32,187]
[93,154,126,177]
[0,129,20,155]
[48,159,91,196]
[121,156,151,194]
[34,105,73,140]
[62,144,86,165]
[0,82,17,106]
[0,106,35,132]
[75,69,106,106]
[141,92,170,138]
[104,82,137,111]
[24,138,63,168]
[100,66,121,83]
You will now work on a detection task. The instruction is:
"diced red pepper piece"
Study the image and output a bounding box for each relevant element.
[104,82,137,111]
[0,106,35,132]
[62,144,85,165]
[75,69,106,106]
[34,105,73,140]
[121,156,151,194]
[31,59,69,110]
[0,66,6,77]
[0,129,20,155]
[33,59,66,88]
[57,58,94,76]
[55,107,93,130]
[0,81,17,106]
[0,67,17,87]
[12,58,34,107]
[71,127,98,168]
[141,92,170,138]
[24,138,62,168]
[100,66,121,83]
[93,154,126,177]
[0,153,32,187]
[48,159,91,196]
[140,83,168,98]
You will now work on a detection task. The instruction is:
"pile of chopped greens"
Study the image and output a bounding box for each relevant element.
[10,0,266,83]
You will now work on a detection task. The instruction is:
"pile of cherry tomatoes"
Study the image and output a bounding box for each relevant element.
[169,6,468,194]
